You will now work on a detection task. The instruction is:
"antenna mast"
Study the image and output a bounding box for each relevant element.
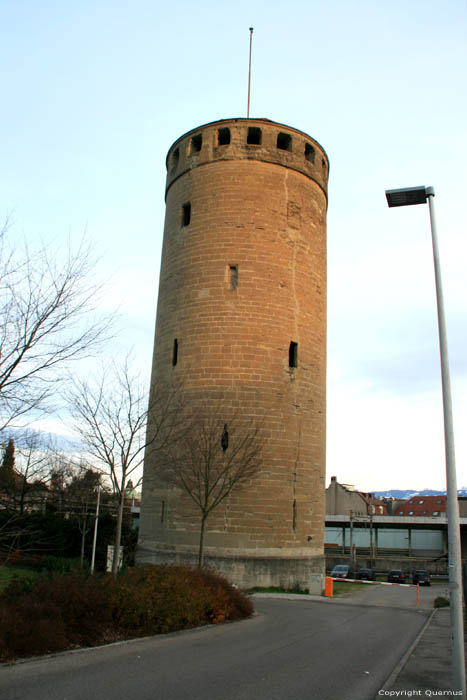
[247,27,254,118]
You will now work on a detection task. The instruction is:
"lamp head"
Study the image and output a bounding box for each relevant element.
[385,186,429,207]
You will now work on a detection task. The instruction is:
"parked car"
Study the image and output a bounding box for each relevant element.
[412,570,431,586]
[356,568,375,581]
[330,565,353,579]
[387,569,405,584]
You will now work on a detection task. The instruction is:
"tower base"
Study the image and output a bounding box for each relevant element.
[136,545,325,591]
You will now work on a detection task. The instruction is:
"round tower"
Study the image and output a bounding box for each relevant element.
[138,118,329,589]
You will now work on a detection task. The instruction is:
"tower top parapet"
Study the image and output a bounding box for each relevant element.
[164,118,329,201]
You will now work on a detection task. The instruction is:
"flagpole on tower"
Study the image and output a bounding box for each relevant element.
[247,27,254,118]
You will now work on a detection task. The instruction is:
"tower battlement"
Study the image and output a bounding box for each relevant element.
[165,118,329,199]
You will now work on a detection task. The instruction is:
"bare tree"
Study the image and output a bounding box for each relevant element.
[0,221,113,429]
[13,431,64,514]
[0,431,63,514]
[158,412,263,567]
[65,465,103,568]
[66,359,183,575]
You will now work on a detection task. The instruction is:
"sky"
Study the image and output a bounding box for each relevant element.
[0,0,466,492]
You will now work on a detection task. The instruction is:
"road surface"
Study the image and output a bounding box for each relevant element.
[0,584,435,700]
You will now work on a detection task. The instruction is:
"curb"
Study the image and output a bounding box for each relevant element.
[376,608,437,697]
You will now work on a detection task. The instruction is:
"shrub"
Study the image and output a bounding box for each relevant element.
[106,565,253,634]
[197,567,254,621]
[0,565,253,660]
[0,571,114,660]
[434,596,450,608]
[37,555,83,573]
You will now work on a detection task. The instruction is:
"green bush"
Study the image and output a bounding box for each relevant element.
[37,555,83,573]
[434,596,450,608]
[0,565,253,661]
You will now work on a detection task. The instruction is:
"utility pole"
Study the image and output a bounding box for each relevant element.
[90,488,100,574]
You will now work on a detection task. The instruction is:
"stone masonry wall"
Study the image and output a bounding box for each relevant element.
[137,118,329,588]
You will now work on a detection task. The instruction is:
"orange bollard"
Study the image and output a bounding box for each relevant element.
[416,583,420,607]
[324,576,334,597]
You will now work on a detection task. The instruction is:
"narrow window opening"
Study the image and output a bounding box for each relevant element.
[182,202,191,227]
[221,424,229,452]
[289,341,298,368]
[218,127,231,145]
[292,498,297,531]
[305,143,315,163]
[321,158,326,170]
[160,500,165,522]
[171,147,180,172]
[229,264,238,290]
[277,132,292,151]
[247,127,262,145]
[191,134,202,154]
[172,338,178,366]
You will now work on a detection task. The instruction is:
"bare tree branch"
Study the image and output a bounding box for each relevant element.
[157,410,263,567]
[0,225,114,429]
[0,430,72,514]
[65,357,184,575]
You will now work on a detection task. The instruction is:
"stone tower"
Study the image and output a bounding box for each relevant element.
[137,118,329,589]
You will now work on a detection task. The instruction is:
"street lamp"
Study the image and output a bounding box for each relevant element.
[386,185,465,696]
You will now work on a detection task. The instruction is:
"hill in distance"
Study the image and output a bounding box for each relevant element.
[374,488,467,499]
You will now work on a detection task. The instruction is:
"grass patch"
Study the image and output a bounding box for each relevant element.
[0,566,38,592]
[331,581,369,596]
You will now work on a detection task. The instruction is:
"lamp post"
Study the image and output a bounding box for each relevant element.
[386,186,465,695]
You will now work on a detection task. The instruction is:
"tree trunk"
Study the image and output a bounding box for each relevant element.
[80,513,87,568]
[112,491,125,576]
[198,515,207,568]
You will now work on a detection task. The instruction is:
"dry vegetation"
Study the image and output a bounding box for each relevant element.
[0,565,253,661]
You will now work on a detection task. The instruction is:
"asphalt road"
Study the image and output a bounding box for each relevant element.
[0,586,432,700]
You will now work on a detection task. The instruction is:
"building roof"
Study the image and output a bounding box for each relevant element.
[394,495,446,517]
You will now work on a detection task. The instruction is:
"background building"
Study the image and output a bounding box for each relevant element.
[325,477,465,574]
[326,476,388,516]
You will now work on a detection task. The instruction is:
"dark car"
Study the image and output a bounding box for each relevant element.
[330,564,353,579]
[412,570,431,586]
[387,569,405,584]
[356,568,375,581]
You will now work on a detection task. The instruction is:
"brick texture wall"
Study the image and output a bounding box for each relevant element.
[138,118,329,587]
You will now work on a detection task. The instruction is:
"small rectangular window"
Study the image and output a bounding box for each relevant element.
[172,338,178,366]
[289,341,298,368]
[247,127,262,145]
[218,127,231,145]
[190,134,202,154]
[182,202,191,227]
[229,265,238,290]
[277,132,292,151]
[171,147,180,172]
[305,142,315,163]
